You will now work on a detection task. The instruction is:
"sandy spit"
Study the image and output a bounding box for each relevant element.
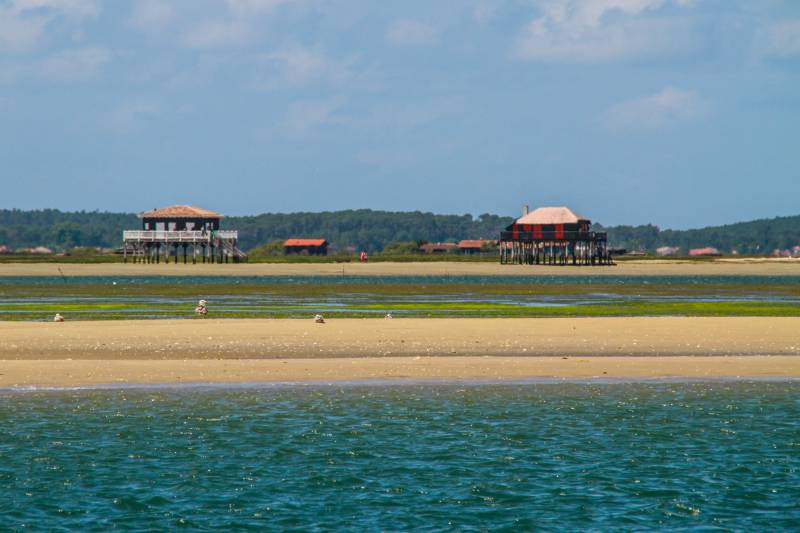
[1,317,799,386]
[2,356,800,388]
[2,317,799,360]
[0,259,799,277]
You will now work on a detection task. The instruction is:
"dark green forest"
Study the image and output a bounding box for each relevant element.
[597,215,800,254]
[0,208,798,254]
[0,209,512,252]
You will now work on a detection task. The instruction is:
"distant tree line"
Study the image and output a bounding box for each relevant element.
[596,215,800,254]
[0,208,797,254]
[0,209,512,253]
[0,209,137,250]
[227,210,512,252]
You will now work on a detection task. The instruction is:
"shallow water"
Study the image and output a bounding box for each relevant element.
[1,382,799,530]
[3,275,799,319]
[4,274,800,285]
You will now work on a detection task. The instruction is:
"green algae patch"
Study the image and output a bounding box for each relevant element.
[2,300,798,321]
[1,279,798,321]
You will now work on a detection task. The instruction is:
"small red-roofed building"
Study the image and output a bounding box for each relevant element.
[420,242,459,254]
[284,239,329,255]
[457,240,497,255]
[688,247,721,257]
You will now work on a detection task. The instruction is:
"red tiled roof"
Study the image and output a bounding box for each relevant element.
[458,240,496,248]
[688,247,721,256]
[139,205,223,219]
[284,239,327,247]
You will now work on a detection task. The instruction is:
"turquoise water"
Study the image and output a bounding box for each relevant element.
[2,382,799,530]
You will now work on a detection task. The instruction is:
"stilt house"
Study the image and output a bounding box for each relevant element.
[123,205,246,263]
[499,206,610,265]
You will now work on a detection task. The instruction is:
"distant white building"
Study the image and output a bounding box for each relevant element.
[656,246,680,256]
[28,246,54,254]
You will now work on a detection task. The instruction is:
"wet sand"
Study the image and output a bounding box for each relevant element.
[0,258,799,277]
[1,317,798,386]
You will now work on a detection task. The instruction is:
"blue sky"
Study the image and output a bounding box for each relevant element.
[0,0,798,228]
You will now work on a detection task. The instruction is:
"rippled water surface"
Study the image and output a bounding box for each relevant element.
[2,382,799,530]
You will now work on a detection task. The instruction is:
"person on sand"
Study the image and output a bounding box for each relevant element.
[53,313,64,322]
[195,300,208,317]
[314,314,325,324]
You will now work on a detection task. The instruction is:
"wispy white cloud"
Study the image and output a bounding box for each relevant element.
[472,0,499,24]
[256,47,329,85]
[761,19,800,58]
[225,0,294,15]
[250,46,358,90]
[386,19,438,47]
[0,45,109,84]
[106,99,161,133]
[280,97,342,137]
[129,0,173,32]
[0,10,46,52]
[180,0,295,49]
[0,0,99,52]
[38,46,109,80]
[182,20,253,49]
[357,148,417,170]
[601,87,708,130]
[355,99,463,132]
[513,0,695,63]
[13,0,99,19]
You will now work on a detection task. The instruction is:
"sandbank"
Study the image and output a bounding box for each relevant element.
[0,259,799,277]
[2,356,799,388]
[2,317,799,359]
[1,317,799,386]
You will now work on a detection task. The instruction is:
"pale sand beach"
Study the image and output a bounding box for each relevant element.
[1,317,799,386]
[3,356,799,387]
[0,258,799,277]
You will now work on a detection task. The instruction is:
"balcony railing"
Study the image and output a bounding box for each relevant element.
[500,231,607,242]
[123,230,238,242]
